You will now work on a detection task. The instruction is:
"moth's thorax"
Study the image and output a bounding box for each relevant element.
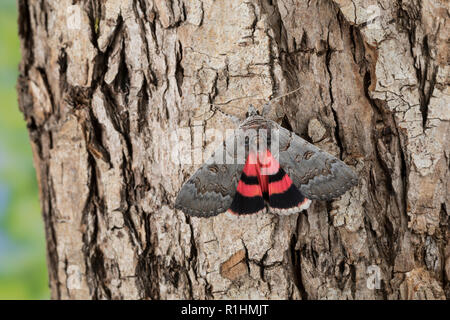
[239,115,272,130]
[237,116,277,153]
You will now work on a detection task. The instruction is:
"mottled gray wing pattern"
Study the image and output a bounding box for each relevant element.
[274,122,358,200]
[175,132,244,217]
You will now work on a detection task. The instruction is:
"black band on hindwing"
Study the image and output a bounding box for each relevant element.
[240,172,259,185]
[229,192,265,215]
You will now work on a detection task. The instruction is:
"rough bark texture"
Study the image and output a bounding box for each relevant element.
[17,0,448,299]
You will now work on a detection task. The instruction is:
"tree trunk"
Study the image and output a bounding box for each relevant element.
[17,0,448,300]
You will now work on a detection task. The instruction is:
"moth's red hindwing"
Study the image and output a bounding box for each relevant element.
[228,154,265,215]
[228,150,310,216]
[263,150,310,212]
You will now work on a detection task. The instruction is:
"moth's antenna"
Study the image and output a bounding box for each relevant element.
[191,88,301,122]
[211,104,242,125]
[192,104,240,124]
[260,86,302,116]
[193,95,258,125]
[268,86,302,103]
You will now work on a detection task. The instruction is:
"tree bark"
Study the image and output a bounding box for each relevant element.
[17,0,448,299]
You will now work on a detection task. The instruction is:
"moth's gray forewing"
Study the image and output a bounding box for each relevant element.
[175,131,244,217]
[274,122,358,200]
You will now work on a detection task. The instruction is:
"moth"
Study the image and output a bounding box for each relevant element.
[175,105,358,217]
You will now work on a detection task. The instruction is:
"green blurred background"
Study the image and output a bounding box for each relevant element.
[0,0,49,299]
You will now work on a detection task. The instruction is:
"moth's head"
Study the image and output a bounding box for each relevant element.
[246,105,260,117]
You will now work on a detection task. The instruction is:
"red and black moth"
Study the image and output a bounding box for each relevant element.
[228,150,311,216]
[175,105,358,217]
